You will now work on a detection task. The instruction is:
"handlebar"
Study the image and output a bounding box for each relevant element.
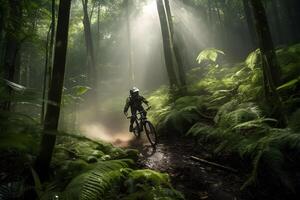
[126,106,151,119]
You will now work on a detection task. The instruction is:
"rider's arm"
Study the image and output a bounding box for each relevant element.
[141,96,149,107]
[123,97,130,115]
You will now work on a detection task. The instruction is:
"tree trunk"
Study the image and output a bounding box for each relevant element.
[250,0,281,87]
[270,0,283,45]
[1,0,22,111]
[35,0,72,181]
[242,0,257,49]
[82,0,97,87]
[250,0,286,127]
[278,0,297,43]
[164,0,186,89]
[41,24,52,124]
[41,0,56,124]
[97,2,100,54]
[48,0,56,87]
[125,0,134,86]
[156,0,178,88]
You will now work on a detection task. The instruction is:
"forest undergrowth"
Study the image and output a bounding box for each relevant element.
[1,43,300,199]
[0,114,184,199]
[147,43,300,198]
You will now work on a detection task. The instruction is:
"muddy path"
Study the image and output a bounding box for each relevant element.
[129,135,252,200]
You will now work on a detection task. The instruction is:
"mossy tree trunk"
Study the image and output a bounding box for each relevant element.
[35,0,72,181]
[250,0,281,87]
[156,0,178,88]
[250,0,286,127]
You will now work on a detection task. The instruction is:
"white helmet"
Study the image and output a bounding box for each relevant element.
[130,87,139,96]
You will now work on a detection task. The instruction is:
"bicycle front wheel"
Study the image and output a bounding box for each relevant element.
[144,121,157,146]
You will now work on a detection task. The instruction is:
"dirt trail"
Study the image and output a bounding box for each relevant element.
[129,136,251,200]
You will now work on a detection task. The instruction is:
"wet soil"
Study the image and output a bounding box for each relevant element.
[129,135,252,200]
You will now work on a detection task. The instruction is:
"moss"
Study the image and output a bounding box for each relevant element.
[123,169,184,200]
[125,169,170,188]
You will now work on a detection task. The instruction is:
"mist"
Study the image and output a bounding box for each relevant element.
[62,0,219,145]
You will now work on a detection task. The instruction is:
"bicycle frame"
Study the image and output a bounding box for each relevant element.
[127,111,147,133]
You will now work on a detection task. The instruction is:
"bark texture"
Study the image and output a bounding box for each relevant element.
[35,0,72,181]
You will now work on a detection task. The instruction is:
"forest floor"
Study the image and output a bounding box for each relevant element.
[128,135,252,200]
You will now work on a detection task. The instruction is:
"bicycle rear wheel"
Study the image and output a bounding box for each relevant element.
[144,121,157,146]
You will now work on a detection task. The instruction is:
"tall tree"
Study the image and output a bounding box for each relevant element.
[1,0,23,110]
[35,0,72,180]
[41,25,52,123]
[41,0,56,123]
[156,0,178,88]
[270,0,283,45]
[250,0,281,87]
[164,0,186,89]
[242,0,257,49]
[250,0,286,126]
[82,0,97,87]
[125,0,134,86]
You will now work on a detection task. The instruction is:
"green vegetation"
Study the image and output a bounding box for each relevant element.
[0,121,183,199]
[1,0,300,199]
[148,44,300,193]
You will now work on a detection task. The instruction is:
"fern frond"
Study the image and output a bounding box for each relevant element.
[63,159,133,200]
[232,118,276,130]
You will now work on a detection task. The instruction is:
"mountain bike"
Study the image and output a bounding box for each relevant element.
[127,107,158,146]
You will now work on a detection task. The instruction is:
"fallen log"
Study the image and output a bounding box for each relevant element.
[190,156,238,173]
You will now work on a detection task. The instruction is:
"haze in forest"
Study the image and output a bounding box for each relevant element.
[76,0,213,144]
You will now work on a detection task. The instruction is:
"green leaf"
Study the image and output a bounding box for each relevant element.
[245,49,261,70]
[276,76,300,91]
[72,85,91,96]
[196,48,225,64]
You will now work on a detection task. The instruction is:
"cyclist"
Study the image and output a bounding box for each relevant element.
[124,87,149,132]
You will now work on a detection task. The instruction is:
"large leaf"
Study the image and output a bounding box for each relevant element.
[72,85,91,96]
[277,76,300,91]
[3,79,26,92]
[196,48,225,64]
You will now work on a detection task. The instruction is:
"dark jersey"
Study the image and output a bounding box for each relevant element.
[124,95,148,113]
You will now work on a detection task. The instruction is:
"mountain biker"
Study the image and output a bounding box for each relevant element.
[124,87,149,132]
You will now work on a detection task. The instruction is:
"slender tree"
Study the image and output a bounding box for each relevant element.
[41,0,56,123]
[35,0,72,180]
[250,0,286,126]
[156,0,178,88]
[270,0,283,45]
[125,0,134,86]
[41,25,52,123]
[48,0,56,86]
[1,0,23,110]
[242,0,257,49]
[164,0,186,89]
[82,0,97,87]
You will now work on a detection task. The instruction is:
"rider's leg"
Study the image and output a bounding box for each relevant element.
[129,109,137,132]
[129,116,135,132]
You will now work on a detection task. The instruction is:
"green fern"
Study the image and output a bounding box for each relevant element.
[245,49,261,70]
[63,159,133,200]
[158,106,200,135]
[288,109,300,132]
[186,123,215,138]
